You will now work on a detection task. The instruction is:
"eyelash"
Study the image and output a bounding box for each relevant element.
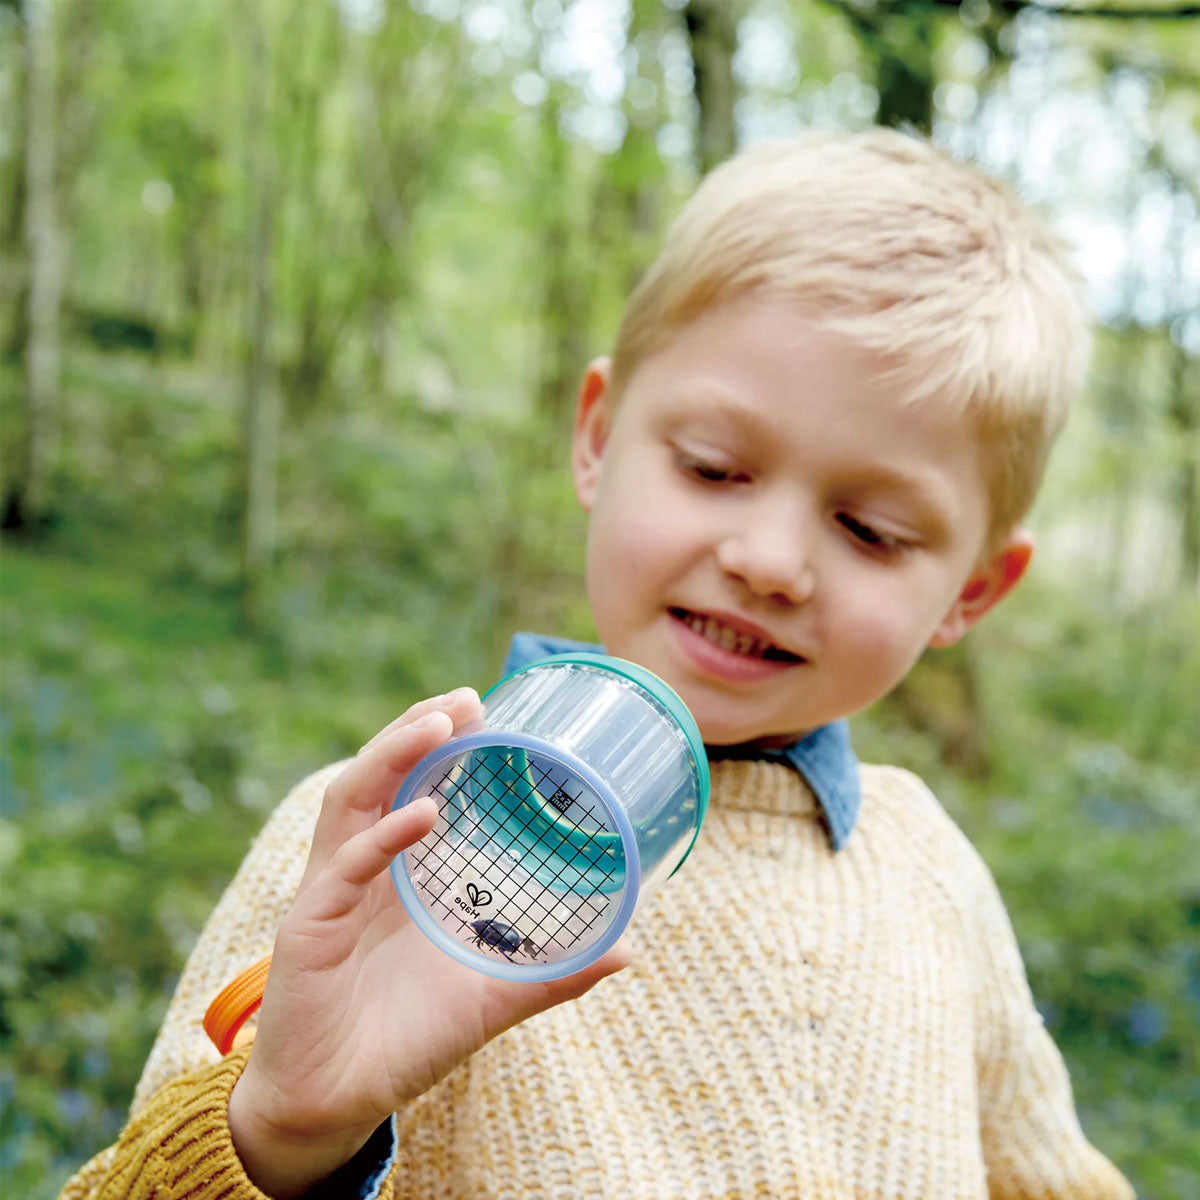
[836,513,909,553]
[676,451,745,485]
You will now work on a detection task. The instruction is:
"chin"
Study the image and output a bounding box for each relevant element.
[704,730,782,749]
[691,713,768,748]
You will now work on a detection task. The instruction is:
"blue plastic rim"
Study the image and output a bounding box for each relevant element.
[391,730,641,982]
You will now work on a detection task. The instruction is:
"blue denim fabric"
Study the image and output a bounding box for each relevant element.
[311,1114,396,1200]
[501,633,861,850]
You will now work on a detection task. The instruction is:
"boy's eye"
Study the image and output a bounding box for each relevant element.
[693,461,731,483]
[837,512,904,551]
[675,450,744,484]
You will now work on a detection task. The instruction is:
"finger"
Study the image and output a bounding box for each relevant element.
[306,712,452,874]
[348,689,483,832]
[540,939,633,1004]
[303,798,439,923]
[484,939,633,1033]
[357,687,481,757]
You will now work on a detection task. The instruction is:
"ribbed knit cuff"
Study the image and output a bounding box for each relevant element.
[96,1046,396,1200]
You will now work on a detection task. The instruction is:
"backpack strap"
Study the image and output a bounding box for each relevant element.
[203,954,272,1054]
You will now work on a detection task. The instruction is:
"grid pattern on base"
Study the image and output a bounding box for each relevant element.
[403,748,627,966]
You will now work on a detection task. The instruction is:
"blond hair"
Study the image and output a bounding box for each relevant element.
[610,129,1091,542]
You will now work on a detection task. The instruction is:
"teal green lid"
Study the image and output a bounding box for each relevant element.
[484,652,710,874]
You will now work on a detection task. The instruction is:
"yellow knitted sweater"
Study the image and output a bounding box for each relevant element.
[60,758,1132,1199]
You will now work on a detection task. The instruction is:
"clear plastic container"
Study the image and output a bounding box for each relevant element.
[390,654,709,981]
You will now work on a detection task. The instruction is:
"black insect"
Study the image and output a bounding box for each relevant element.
[471,918,523,960]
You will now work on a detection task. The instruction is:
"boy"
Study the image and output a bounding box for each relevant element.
[61,130,1132,1198]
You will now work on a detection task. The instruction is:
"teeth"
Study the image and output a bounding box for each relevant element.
[685,613,768,657]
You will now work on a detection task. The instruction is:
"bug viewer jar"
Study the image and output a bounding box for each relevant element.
[389,653,710,982]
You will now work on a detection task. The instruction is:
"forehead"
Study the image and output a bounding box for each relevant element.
[620,299,878,412]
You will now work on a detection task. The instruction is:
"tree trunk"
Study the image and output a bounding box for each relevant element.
[1,19,28,364]
[5,0,62,532]
[684,0,739,173]
[874,8,937,130]
[535,88,589,430]
[240,0,279,623]
[606,0,669,297]
[1167,336,1200,588]
[279,2,340,416]
[890,642,990,777]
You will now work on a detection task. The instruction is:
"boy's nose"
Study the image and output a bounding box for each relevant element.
[715,518,816,606]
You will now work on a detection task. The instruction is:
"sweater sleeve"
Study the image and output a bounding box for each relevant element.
[56,1045,398,1200]
[964,847,1134,1199]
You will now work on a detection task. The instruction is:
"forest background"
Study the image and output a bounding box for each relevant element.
[1,0,1198,1196]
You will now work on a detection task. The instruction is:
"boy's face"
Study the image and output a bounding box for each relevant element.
[572,296,1030,746]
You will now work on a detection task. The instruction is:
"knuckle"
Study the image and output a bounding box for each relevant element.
[321,775,347,811]
[323,828,364,875]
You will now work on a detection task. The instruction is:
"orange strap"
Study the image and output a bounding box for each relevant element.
[203,954,272,1055]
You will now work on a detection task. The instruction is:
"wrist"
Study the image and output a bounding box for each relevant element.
[228,1062,382,1198]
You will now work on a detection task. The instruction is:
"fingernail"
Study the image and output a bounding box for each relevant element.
[444,686,476,703]
[413,712,439,729]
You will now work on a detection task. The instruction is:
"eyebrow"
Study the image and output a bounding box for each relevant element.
[657,386,775,437]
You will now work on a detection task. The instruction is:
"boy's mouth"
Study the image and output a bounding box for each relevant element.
[669,608,803,663]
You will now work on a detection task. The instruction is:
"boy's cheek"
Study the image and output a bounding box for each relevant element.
[591,498,681,575]
[836,600,927,674]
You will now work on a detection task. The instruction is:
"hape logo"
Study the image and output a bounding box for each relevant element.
[465,882,492,908]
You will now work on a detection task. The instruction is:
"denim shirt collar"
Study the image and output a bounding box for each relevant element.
[500,632,861,851]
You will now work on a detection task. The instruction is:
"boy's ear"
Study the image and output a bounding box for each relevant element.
[572,357,613,513]
[929,528,1034,648]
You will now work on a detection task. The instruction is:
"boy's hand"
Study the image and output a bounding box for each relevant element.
[227,688,631,1198]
